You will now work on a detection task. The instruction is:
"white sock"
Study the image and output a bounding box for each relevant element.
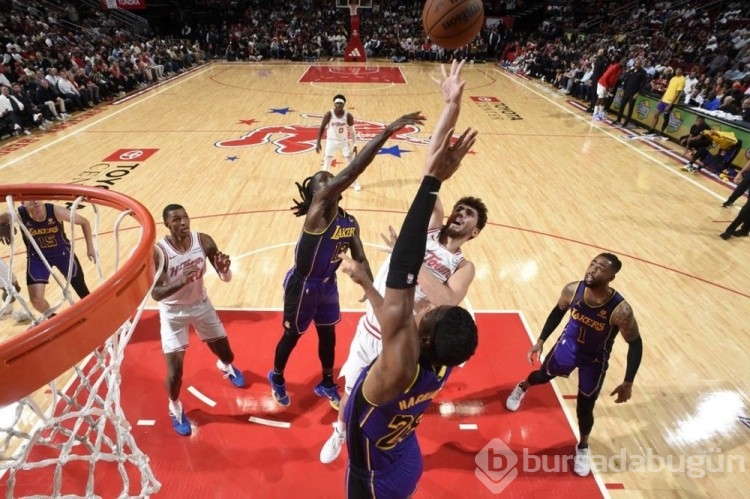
[169,399,182,417]
[217,359,230,371]
[333,420,346,436]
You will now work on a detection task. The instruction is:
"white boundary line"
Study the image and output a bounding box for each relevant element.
[137,420,156,426]
[0,65,214,172]
[491,67,725,202]
[187,386,217,407]
[516,310,611,498]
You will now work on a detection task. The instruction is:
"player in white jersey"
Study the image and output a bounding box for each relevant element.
[152,204,246,436]
[315,94,361,191]
[319,193,487,462]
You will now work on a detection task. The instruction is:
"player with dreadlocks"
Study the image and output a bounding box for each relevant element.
[268,111,426,409]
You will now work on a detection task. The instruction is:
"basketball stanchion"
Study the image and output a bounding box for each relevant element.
[0,184,161,498]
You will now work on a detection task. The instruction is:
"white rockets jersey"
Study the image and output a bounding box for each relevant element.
[156,231,208,307]
[326,109,350,141]
[362,229,465,338]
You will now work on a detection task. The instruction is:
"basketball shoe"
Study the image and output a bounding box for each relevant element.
[170,409,191,436]
[314,382,341,410]
[320,423,347,464]
[267,370,290,407]
[217,360,245,388]
[574,445,591,476]
[505,382,527,411]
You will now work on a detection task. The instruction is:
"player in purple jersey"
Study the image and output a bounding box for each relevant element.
[267,111,427,409]
[339,60,479,499]
[506,253,643,477]
[0,200,96,316]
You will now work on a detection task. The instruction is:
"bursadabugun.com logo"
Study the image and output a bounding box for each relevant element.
[476,439,745,494]
[474,439,518,494]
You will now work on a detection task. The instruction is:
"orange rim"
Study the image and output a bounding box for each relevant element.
[0,184,156,408]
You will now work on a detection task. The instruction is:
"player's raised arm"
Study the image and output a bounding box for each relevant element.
[358,122,477,406]
[309,112,425,209]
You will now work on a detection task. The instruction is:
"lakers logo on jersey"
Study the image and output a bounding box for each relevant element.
[331,226,356,240]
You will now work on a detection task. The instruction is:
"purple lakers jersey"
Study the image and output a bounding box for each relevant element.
[293,207,356,280]
[561,281,624,356]
[18,204,70,260]
[345,359,452,473]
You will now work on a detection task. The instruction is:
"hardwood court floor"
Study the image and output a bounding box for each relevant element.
[0,61,748,498]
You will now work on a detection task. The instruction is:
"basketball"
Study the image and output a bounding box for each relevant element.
[422,0,484,50]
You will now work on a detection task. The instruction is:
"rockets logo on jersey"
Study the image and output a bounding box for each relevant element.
[214,114,430,154]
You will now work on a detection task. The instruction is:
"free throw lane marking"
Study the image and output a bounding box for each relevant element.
[187,386,217,407]
[248,416,291,429]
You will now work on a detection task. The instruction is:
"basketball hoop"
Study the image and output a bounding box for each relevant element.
[0,184,160,497]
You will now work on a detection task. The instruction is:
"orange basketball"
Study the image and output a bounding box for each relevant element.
[422,0,484,50]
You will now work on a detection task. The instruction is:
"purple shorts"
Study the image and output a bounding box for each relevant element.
[543,336,608,399]
[346,445,421,499]
[657,101,671,114]
[26,252,82,286]
[282,270,340,334]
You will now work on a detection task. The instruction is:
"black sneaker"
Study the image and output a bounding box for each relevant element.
[722,202,732,208]
[720,232,732,240]
[732,230,749,237]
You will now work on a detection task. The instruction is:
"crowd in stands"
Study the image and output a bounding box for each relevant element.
[0,0,205,139]
[503,1,750,125]
[1,0,749,155]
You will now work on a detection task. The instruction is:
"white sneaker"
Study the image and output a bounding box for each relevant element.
[351,180,362,192]
[505,383,526,411]
[320,425,347,464]
[574,445,591,476]
[12,309,32,323]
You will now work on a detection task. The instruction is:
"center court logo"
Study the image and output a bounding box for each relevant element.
[475,438,518,494]
[214,114,431,154]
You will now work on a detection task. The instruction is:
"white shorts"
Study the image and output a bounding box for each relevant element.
[324,139,353,160]
[596,83,609,98]
[158,297,227,354]
[339,315,382,394]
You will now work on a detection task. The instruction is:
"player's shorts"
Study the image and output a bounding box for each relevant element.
[339,315,382,394]
[158,296,227,353]
[26,252,83,286]
[324,139,353,160]
[543,336,608,399]
[282,270,340,334]
[656,101,671,114]
[596,83,609,98]
[346,445,421,499]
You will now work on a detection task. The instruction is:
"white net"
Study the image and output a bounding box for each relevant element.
[0,193,161,498]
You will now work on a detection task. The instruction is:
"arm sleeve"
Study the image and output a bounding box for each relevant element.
[386,176,442,289]
[539,305,566,342]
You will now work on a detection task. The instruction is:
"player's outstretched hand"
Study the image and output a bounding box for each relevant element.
[609,382,633,403]
[0,223,12,245]
[432,59,467,104]
[379,225,397,253]
[425,126,477,181]
[338,252,369,287]
[526,341,543,365]
[385,112,426,136]
[213,251,231,274]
